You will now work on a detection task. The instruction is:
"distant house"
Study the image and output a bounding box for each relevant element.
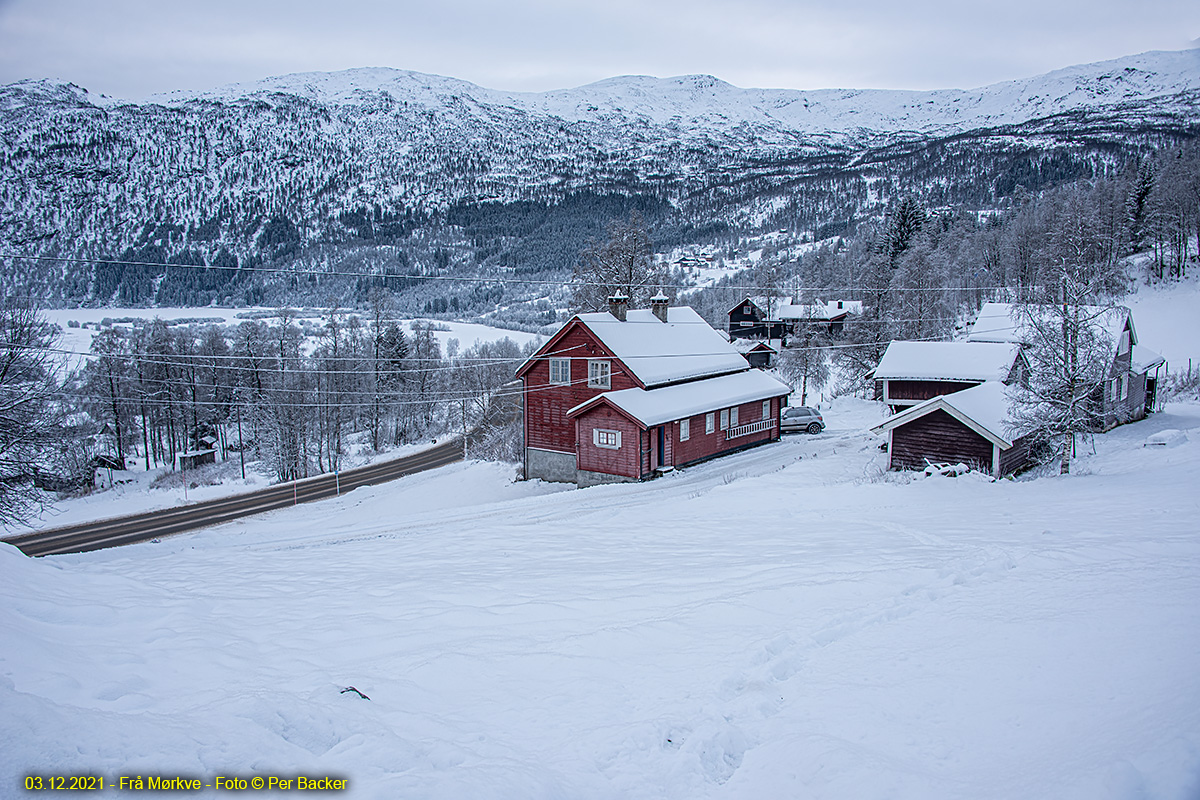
[873,340,1028,413]
[870,381,1034,478]
[728,296,863,341]
[778,299,864,337]
[730,338,779,368]
[968,302,1162,430]
[518,294,792,487]
[727,297,788,341]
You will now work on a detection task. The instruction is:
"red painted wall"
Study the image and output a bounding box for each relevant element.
[577,395,784,480]
[575,407,645,479]
[523,321,640,454]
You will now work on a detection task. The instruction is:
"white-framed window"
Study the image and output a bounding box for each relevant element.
[730,407,739,426]
[1119,330,1130,355]
[548,358,570,385]
[588,359,611,389]
[593,428,621,449]
[679,418,690,441]
[1120,373,1129,400]
[720,409,729,430]
[762,400,771,419]
[706,412,715,434]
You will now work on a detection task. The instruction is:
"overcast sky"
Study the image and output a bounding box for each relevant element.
[1,0,1197,100]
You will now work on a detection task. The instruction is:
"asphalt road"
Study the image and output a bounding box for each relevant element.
[3,438,466,557]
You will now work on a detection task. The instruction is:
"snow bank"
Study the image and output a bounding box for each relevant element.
[4,401,1200,799]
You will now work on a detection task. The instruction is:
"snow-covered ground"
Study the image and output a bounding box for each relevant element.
[42,307,540,366]
[4,395,1200,798]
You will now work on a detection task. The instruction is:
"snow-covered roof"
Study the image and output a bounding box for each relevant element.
[870,381,1025,448]
[572,307,750,388]
[968,302,1133,348]
[730,338,780,354]
[568,370,792,427]
[778,299,863,320]
[1132,345,1165,373]
[873,341,1023,382]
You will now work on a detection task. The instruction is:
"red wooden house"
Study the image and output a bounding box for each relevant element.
[518,295,792,487]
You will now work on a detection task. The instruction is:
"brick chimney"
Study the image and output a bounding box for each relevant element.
[608,292,628,321]
[650,291,670,322]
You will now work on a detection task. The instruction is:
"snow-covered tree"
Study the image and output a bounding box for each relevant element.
[0,304,62,524]
[1009,187,1127,474]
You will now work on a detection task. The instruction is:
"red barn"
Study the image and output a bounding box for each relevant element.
[870,381,1034,478]
[518,295,792,486]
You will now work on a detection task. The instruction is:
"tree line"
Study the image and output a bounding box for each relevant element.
[0,292,534,524]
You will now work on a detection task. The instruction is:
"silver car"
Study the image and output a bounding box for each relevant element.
[781,405,825,434]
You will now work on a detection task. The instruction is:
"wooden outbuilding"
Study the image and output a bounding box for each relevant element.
[873,340,1028,413]
[968,302,1162,430]
[870,381,1033,478]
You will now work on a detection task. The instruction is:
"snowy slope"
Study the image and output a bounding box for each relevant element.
[154,49,1200,138]
[3,49,1197,306]
[3,396,1200,798]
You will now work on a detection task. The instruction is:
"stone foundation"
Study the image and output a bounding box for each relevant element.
[525,447,577,483]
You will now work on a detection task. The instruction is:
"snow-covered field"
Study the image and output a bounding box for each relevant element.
[4,395,1200,798]
[42,307,541,365]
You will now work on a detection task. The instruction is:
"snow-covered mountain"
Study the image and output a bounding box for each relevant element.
[1,49,1197,306]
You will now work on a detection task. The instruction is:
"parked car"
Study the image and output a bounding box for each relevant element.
[781,406,825,434]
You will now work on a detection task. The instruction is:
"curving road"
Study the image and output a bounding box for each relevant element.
[3,438,466,557]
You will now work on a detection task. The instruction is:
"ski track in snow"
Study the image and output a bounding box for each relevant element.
[4,398,1200,798]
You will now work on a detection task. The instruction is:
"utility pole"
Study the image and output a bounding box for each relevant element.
[462,397,468,460]
[235,392,246,481]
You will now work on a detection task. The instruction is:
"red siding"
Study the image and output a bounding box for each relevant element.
[886,379,979,404]
[671,396,780,467]
[575,407,644,479]
[890,409,994,472]
[523,322,641,454]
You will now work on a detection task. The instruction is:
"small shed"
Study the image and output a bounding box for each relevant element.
[870,382,1033,478]
[178,449,216,471]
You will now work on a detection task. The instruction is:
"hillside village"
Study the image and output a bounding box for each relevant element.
[2,41,1199,799]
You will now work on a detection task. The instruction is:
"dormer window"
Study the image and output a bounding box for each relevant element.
[588,359,611,389]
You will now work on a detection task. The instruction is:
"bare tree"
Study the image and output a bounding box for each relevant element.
[776,327,830,406]
[571,212,668,312]
[0,304,62,524]
[1010,187,1126,474]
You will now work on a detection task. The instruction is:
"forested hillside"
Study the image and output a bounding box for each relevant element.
[1,50,1196,314]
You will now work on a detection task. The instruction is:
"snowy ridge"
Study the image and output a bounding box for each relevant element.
[150,49,1200,137]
